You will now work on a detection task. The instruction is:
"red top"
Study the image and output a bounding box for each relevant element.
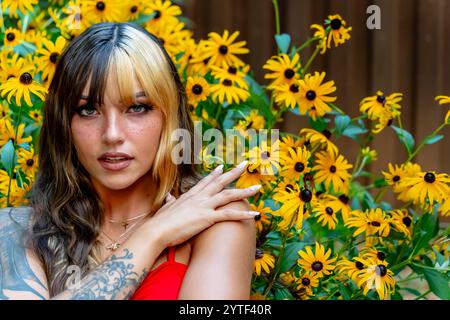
[130,246,188,300]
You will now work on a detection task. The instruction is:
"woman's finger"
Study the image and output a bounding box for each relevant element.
[206,184,261,208]
[212,208,260,223]
[185,164,224,195]
[203,160,249,195]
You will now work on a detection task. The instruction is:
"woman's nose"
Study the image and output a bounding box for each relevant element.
[101,112,125,145]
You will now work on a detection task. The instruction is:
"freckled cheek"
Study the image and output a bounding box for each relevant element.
[71,123,102,161]
[128,121,163,157]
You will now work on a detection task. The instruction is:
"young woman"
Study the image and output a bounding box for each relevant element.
[0,22,260,300]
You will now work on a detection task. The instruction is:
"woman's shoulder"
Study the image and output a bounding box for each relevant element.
[0,206,34,236]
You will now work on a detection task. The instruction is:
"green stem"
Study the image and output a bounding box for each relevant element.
[272,0,281,35]
[6,106,24,207]
[414,289,431,300]
[374,187,388,203]
[396,274,422,284]
[296,36,322,53]
[301,45,320,76]
[406,122,447,162]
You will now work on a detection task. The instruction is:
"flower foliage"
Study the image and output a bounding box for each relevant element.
[0,0,449,300]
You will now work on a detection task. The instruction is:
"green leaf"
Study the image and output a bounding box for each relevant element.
[274,33,291,54]
[391,289,403,300]
[310,117,328,132]
[334,115,351,136]
[412,264,450,300]
[374,178,387,188]
[391,125,415,153]
[338,283,351,300]
[274,287,294,300]
[1,140,15,176]
[279,242,305,273]
[132,12,157,25]
[411,212,439,257]
[402,287,422,297]
[424,134,444,145]
[342,124,368,140]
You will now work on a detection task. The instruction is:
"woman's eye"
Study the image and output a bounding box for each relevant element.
[77,105,98,117]
[128,104,153,113]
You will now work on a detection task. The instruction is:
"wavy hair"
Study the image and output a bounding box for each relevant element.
[28,22,202,297]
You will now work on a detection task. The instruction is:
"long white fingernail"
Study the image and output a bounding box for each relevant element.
[248,184,261,191]
[213,164,224,174]
[237,160,248,169]
[248,211,260,216]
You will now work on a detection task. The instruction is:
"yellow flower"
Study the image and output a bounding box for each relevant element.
[3,28,23,47]
[202,30,249,68]
[123,0,145,21]
[28,108,43,124]
[297,242,336,278]
[210,78,249,105]
[313,201,340,230]
[0,67,47,107]
[254,249,275,276]
[186,76,210,108]
[279,146,311,182]
[250,201,272,233]
[279,271,299,287]
[360,248,388,264]
[0,51,25,82]
[0,119,33,146]
[298,72,336,120]
[357,258,395,300]
[211,64,249,90]
[439,196,450,217]
[336,257,366,283]
[435,95,450,123]
[402,171,450,206]
[383,162,422,202]
[360,91,402,121]
[17,146,39,180]
[295,272,319,296]
[318,193,352,222]
[247,140,281,176]
[272,177,300,203]
[312,151,352,194]
[345,208,391,238]
[236,164,275,190]
[36,36,67,82]
[272,80,301,109]
[151,21,192,58]
[263,53,300,88]
[361,147,377,163]
[144,0,182,33]
[388,209,413,237]
[310,24,327,54]
[299,128,339,156]
[234,110,265,136]
[1,0,38,18]
[82,0,126,23]
[325,14,352,48]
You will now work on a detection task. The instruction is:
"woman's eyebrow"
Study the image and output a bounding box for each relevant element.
[79,91,146,100]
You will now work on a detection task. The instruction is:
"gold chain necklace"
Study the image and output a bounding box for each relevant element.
[105,211,151,230]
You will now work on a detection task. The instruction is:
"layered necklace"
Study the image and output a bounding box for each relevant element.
[102,211,151,251]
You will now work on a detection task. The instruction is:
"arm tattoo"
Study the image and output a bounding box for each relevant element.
[68,249,148,300]
[0,207,47,299]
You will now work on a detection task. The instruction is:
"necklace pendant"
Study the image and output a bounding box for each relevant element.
[106,242,121,251]
[121,222,129,230]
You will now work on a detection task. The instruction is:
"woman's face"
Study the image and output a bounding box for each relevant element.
[71,76,163,191]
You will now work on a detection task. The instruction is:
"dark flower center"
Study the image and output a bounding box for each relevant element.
[393,175,400,182]
[371,221,381,227]
[329,165,337,173]
[7,74,15,80]
[50,52,59,64]
[228,65,237,74]
[306,90,316,101]
[255,248,264,259]
[285,184,294,192]
[402,216,412,227]
[254,214,261,221]
[20,72,33,85]
[300,188,312,202]
[284,68,295,79]
[330,18,342,30]
[219,45,228,55]
[322,129,332,139]
[355,261,364,270]
[130,5,138,13]
[375,264,387,277]
[325,207,333,215]
[26,159,34,167]
[424,172,436,183]
[294,162,305,172]
[261,151,270,159]
[315,191,324,197]
[290,84,299,93]
[339,194,349,204]
[311,261,323,271]
[222,79,232,86]
[376,251,386,261]
[387,118,393,126]
[246,166,258,174]
[96,1,105,11]
[6,32,15,42]
[154,10,161,19]
[376,95,386,104]
[203,57,211,65]
[301,277,311,286]
[192,84,203,95]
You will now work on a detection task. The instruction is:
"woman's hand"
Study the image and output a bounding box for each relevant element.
[147,160,261,248]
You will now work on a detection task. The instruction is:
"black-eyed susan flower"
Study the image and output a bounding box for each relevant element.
[298,72,336,120]
[279,134,304,157]
[361,248,388,264]
[151,21,192,57]
[234,110,265,136]
[247,140,281,176]
[310,24,328,54]
[0,119,33,146]
[439,197,450,217]
[279,271,299,287]
[313,151,352,194]
[17,146,39,179]
[382,162,422,202]
[325,14,352,48]
[250,201,272,233]
[0,101,11,120]
[0,66,47,106]
[82,0,126,23]
[144,0,182,33]
[295,272,319,296]
[263,53,300,88]
[435,95,450,123]
[388,209,413,237]
[186,76,210,108]
[345,208,391,238]
[236,164,275,190]
[210,78,249,105]
[1,0,38,18]
[313,201,340,229]
[402,171,450,206]
[211,64,249,89]
[318,193,352,222]
[62,1,91,37]
[0,51,24,82]
[360,90,402,120]
[336,257,366,283]
[28,108,43,124]
[36,36,67,82]
[254,249,275,276]
[273,177,300,202]
[300,128,339,155]
[297,242,336,278]
[3,28,23,48]
[124,0,145,21]
[202,30,249,68]
[357,258,395,300]
[272,80,301,109]
[279,146,311,181]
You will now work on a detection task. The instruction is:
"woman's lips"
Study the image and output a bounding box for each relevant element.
[98,158,132,171]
